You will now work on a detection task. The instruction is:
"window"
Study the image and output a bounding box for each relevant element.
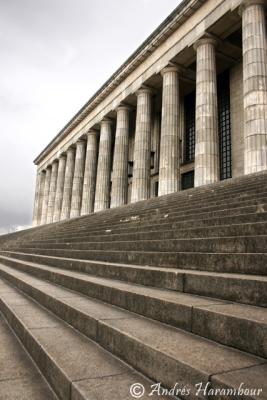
[154,181,159,197]
[184,91,196,163]
[181,171,194,190]
[128,161,133,178]
[150,151,155,169]
[217,70,232,180]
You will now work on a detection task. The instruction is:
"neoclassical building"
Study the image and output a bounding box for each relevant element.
[32,0,267,226]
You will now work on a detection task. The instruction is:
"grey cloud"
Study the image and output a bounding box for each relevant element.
[0,0,180,234]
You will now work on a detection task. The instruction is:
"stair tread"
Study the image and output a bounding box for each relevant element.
[0,313,57,399]
[1,259,267,332]
[0,279,173,400]
[0,271,265,381]
[2,251,267,282]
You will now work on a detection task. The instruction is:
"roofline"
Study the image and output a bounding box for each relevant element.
[34,0,205,165]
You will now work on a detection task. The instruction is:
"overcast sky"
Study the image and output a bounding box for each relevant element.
[0,0,181,234]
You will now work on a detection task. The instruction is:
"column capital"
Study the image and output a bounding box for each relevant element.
[116,103,132,112]
[101,118,113,127]
[86,129,98,137]
[239,0,266,14]
[193,34,218,52]
[76,139,86,146]
[136,86,153,96]
[67,146,76,155]
[160,63,182,77]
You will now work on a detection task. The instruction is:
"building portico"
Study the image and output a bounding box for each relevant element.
[32,0,267,226]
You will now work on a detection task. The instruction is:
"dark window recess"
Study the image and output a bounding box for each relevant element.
[217,70,232,180]
[154,181,159,197]
[128,161,133,178]
[184,91,196,163]
[150,151,155,169]
[181,171,194,190]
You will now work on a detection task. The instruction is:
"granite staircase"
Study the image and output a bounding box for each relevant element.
[0,171,267,399]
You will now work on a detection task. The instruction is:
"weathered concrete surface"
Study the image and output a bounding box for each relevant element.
[94,119,113,212]
[81,131,98,215]
[131,87,152,203]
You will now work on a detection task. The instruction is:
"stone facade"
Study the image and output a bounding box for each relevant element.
[32,0,267,225]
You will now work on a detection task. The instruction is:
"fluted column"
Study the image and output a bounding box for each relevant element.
[46,160,58,224]
[194,37,219,187]
[240,0,267,174]
[53,154,67,222]
[111,105,130,208]
[159,65,180,196]
[81,131,99,215]
[94,119,113,212]
[32,170,45,226]
[70,140,86,218]
[61,147,75,221]
[131,87,152,203]
[40,167,52,225]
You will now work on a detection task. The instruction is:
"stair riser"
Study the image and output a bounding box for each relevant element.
[191,308,267,358]
[0,263,191,331]
[16,236,267,254]
[1,252,266,307]
[35,193,267,238]
[0,276,207,400]
[30,208,267,243]
[0,252,183,291]
[40,182,267,233]
[0,262,266,359]
[7,248,267,275]
[0,299,71,400]
[22,213,267,245]
[25,222,267,244]
[184,273,267,307]
[34,202,267,240]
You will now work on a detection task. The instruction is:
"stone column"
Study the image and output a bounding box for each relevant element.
[32,170,45,226]
[40,167,52,225]
[240,0,267,174]
[194,37,219,187]
[111,105,131,208]
[53,154,67,222]
[81,131,99,216]
[131,87,152,203]
[46,160,58,224]
[61,147,75,221]
[70,140,86,218]
[94,119,113,212]
[159,65,180,196]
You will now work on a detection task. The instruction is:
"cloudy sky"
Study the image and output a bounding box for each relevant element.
[0,0,180,234]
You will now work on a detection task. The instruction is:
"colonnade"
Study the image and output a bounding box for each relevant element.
[32,0,267,226]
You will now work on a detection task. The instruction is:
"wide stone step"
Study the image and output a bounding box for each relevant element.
[0,279,171,400]
[7,246,267,275]
[36,196,267,238]
[0,260,267,358]
[1,171,267,248]
[25,203,267,244]
[1,252,266,306]
[0,311,57,400]
[15,235,267,254]
[39,191,267,237]
[26,212,267,244]
[20,181,267,242]
[27,221,267,244]
[0,270,266,400]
